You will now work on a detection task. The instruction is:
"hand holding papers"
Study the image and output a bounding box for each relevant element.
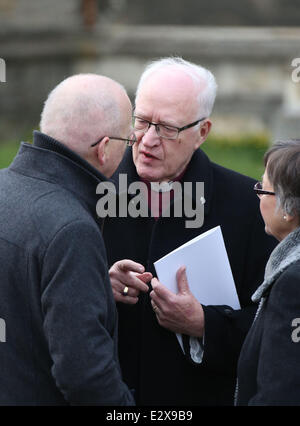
[153,226,240,350]
[154,226,240,309]
[151,266,205,337]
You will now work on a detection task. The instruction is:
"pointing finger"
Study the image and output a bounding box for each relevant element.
[117,259,145,274]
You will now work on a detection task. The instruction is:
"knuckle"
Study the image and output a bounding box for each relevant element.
[168,295,176,305]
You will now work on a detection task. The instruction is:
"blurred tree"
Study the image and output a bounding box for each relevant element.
[81,0,99,29]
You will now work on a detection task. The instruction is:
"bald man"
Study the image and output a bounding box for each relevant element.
[0,74,135,405]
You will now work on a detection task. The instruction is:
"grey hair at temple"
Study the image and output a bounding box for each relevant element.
[264,139,300,219]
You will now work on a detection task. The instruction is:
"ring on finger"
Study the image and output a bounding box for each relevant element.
[122,286,129,296]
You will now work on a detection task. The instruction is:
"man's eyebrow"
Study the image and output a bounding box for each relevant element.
[159,119,178,127]
[133,112,148,119]
[135,114,148,119]
[136,115,178,127]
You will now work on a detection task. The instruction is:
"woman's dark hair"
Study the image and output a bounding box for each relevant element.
[264,139,300,219]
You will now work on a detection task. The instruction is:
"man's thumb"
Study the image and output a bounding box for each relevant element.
[176,266,189,294]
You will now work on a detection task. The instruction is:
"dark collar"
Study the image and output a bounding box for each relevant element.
[32,130,106,180]
[111,147,214,216]
[9,131,109,215]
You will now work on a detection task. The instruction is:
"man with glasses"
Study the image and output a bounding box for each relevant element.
[0,74,135,405]
[102,57,277,405]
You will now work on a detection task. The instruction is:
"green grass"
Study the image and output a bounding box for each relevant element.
[0,135,268,180]
[202,143,266,180]
[0,142,21,169]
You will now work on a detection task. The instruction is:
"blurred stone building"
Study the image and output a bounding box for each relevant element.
[1,0,300,141]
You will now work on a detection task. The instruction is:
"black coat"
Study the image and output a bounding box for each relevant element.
[0,132,134,405]
[237,228,300,406]
[103,147,277,406]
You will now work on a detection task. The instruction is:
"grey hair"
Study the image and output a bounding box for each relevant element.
[264,139,300,219]
[135,57,218,118]
[40,74,125,155]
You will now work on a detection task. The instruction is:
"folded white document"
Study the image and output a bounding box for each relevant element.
[154,225,240,350]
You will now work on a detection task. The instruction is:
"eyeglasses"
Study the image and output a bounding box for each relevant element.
[132,116,206,140]
[254,181,275,198]
[90,133,137,148]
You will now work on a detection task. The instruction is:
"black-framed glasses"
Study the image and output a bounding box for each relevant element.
[254,181,275,198]
[132,116,206,140]
[90,133,137,148]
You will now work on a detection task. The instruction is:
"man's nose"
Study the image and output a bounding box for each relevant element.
[140,124,161,147]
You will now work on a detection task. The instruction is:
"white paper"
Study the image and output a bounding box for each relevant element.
[154,226,240,350]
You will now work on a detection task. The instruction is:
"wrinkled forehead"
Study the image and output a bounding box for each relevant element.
[135,68,200,122]
[139,67,200,98]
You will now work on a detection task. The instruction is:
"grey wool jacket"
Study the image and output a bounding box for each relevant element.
[237,226,300,405]
[0,131,134,406]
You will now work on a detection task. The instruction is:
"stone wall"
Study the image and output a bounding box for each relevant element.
[75,25,300,140]
[103,0,300,27]
[0,0,82,31]
[1,0,300,142]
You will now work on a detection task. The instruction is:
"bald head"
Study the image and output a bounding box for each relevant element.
[40,74,132,161]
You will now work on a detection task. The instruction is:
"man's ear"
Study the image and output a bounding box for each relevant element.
[96,137,110,166]
[195,119,212,149]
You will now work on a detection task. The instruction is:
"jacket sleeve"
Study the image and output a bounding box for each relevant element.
[184,210,277,373]
[40,219,134,406]
[249,265,300,405]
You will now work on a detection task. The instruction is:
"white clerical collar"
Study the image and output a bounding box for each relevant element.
[150,181,174,193]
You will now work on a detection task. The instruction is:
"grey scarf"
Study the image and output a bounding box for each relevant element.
[252,226,300,303]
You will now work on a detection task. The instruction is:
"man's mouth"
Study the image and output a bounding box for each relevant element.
[140,151,158,160]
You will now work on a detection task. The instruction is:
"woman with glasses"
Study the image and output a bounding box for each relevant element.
[236,139,300,405]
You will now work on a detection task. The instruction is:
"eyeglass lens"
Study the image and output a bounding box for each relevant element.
[133,117,178,139]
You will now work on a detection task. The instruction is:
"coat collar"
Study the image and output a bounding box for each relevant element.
[252,226,300,302]
[9,131,109,216]
[111,146,214,216]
